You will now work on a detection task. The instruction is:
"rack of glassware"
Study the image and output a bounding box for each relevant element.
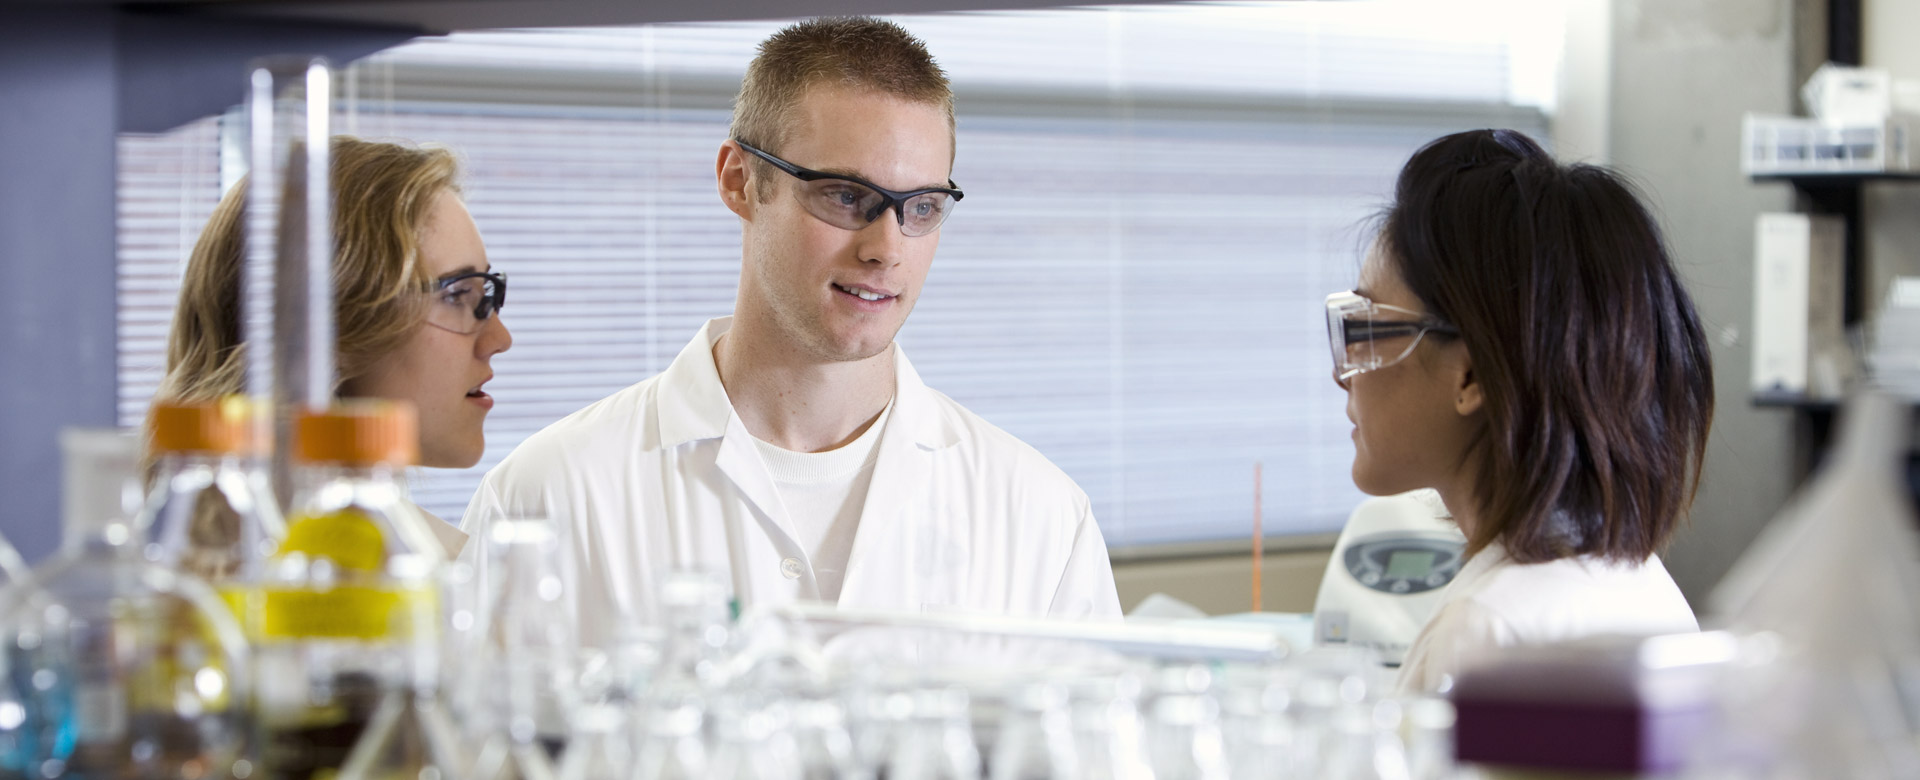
[1,420,1462,780]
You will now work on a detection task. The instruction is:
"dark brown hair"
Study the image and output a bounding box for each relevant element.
[1382,129,1714,564]
[730,17,953,199]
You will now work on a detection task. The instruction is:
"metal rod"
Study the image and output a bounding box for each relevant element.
[303,60,335,407]
[243,56,335,511]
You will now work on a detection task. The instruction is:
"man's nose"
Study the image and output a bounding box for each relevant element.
[856,211,908,263]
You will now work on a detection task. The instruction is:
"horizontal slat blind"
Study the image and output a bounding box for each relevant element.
[118,2,1550,549]
[117,118,223,426]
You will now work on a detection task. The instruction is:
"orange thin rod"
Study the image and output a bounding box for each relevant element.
[1252,461,1264,612]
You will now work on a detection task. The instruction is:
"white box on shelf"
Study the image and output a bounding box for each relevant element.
[1870,276,1920,400]
[1801,63,1892,123]
[1742,113,1916,175]
[1752,213,1847,399]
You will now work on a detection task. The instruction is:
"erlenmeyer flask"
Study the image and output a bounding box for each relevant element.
[1219,668,1303,780]
[469,519,573,780]
[633,692,709,780]
[1068,672,1152,780]
[333,689,469,780]
[1144,665,1230,780]
[1316,701,1410,780]
[707,695,800,780]
[1695,391,1920,775]
[0,428,252,779]
[990,682,1079,780]
[788,696,858,780]
[555,703,633,780]
[884,687,980,780]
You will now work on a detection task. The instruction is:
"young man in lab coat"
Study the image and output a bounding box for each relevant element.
[464,17,1123,641]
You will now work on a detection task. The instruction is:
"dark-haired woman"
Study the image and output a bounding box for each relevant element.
[1328,129,1715,693]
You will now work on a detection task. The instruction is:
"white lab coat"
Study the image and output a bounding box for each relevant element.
[461,317,1122,646]
[1396,541,1698,693]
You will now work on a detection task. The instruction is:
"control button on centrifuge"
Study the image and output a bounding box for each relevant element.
[1427,573,1447,588]
[1390,580,1411,594]
[780,557,803,579]
[1360,572,1381,587]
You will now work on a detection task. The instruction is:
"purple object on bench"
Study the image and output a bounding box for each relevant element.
[1450,632,1737,774]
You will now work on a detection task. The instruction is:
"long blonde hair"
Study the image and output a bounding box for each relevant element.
[157,137,461,405]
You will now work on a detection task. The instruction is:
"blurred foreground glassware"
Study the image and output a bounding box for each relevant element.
[469,520,573,780]
[991,682,1078,780]
[1219,666,1304,780]
[707,693,800,780]
[141,399,285,585]
[1067,672,1152,780]
[0,428,251,779]
[633,691,708,780]
[251,404,446,778]
[554,700,631,780]
[885,687,980,780]
[1144,665,1230,780]
[1692,391,1920,776]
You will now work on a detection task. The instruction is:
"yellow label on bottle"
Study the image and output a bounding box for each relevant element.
[257,585,434,640]
[255,508,435,640]
[282,509,387,572]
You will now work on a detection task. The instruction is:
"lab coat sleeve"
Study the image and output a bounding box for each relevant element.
[1395,597,1517,694]
[1044,495,1124,620]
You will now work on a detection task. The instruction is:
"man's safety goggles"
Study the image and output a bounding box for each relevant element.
[734,138,964,238]
[1325,290,1459,383]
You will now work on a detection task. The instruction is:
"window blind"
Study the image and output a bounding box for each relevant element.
[117,2,1552,550]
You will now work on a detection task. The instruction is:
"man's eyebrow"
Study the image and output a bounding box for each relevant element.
[436,265,490,280]
[815,167,951,193]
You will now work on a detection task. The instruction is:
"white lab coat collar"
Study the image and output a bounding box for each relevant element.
[652,316,961,452]
[651,316,962,608]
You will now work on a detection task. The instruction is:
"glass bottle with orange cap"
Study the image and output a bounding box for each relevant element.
[140,397,286,585]
[251,400,460,779]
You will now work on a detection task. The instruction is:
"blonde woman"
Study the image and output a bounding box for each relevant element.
[155,136,513,556]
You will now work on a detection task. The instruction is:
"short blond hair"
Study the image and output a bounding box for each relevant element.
[730,17,954,196]
[156,136,460,406]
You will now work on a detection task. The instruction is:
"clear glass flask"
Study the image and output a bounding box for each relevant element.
[0,428,251,779]
[991,682,1079,780]
[468,520,573,780]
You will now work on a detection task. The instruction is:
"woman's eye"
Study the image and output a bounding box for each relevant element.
[441,282,480,305]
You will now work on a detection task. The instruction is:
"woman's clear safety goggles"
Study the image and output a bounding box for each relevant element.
[426,271,507,335]
[1325,290,1459,383]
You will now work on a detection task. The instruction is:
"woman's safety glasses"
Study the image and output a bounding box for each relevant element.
[426,271,507,335]
[734,138,964,238]
[1325,290,1459,383]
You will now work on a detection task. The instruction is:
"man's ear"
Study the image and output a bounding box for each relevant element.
[717,141,754,220]
[1452,344,1484,417]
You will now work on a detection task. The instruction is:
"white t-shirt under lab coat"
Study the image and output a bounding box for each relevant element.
[1395,541,1698,694]
[749,400,891,603]
[461,317,1122,646]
